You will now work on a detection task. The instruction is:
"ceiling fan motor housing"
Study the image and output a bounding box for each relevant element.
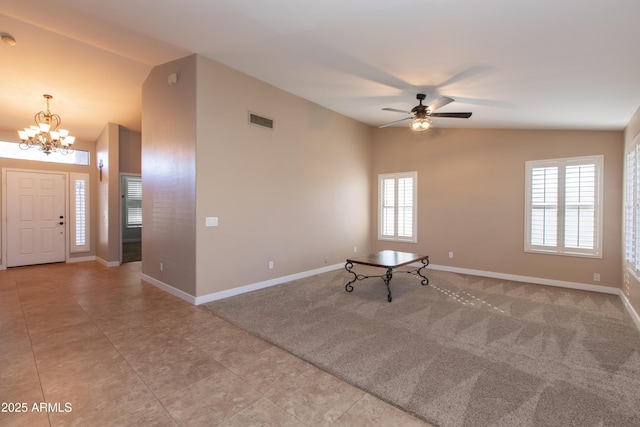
[378,93,471,128]
[412,94,428,118]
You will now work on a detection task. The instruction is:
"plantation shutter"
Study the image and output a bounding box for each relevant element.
[625,149,636,264]
[635,146,640,270]
[70,173,90,253]
[381,177,396,237]
[525,156,602,257]
[564,163,596,250]
[530,166,558,247]
[625,140,640,274]
[397,177,414,238]
[126,177,142,227]
[378,172,417,242]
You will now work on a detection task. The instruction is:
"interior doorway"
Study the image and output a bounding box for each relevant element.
[121,174,141,263]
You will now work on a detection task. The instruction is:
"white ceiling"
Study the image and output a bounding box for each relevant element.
[1,0,639,142]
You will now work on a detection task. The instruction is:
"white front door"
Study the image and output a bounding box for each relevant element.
[6,171,66,267]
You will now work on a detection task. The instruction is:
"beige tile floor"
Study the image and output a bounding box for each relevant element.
[0,261,431,426]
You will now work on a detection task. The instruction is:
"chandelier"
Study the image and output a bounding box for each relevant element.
[18,94,75,155]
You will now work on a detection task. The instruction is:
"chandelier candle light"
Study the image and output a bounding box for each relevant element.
[18,94,75,155]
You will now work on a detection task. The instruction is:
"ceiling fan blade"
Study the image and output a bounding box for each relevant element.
[382,107,412,114]
[429,112,472,118]
[427,96,454,112]
[378,117,412,128]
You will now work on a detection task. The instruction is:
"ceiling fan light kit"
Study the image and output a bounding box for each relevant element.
[411,117,432,131]
[380,93,472,132]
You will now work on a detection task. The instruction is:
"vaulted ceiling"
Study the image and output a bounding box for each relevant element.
[1,0,639,142]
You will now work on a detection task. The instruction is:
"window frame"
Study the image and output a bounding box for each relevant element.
[625,135,640,278]
[378,171,418,243]
[123,175,142,229]
[524,155,603,258]
[70,172,90,253]
[0,140,90,165]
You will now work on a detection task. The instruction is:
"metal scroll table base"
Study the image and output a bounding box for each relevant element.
[344,254,429,302]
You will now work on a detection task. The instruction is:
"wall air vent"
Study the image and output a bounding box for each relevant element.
[249,112,274,130]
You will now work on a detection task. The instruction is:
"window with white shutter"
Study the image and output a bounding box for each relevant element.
[378,172,417,242]
[124,176,142,228]
[70,173,90,253]
[525,156,602,257]
[625,136,640,277]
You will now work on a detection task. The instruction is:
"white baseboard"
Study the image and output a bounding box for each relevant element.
[1,255,96,269]
[428,263,640,331]
[194,263,344,305]
[427,263,620,295]
[67,255,96,263]
[620,292,640,331]
[140,261,640,331]
[96,257,120,267]
[140,263,345,306]
[141,273,197,305]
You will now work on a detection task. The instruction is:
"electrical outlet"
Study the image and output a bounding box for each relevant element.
[269,261,274,270]
[593,273,600,282]
[449,251,454,259]
[160,263,163,272]
[354,246,357,253]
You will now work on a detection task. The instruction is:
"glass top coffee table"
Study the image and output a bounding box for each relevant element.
[344,250,430,302]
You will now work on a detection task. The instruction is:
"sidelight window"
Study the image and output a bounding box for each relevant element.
[70,173,90,253]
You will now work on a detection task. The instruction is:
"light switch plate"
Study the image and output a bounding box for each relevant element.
[206,217,218,227]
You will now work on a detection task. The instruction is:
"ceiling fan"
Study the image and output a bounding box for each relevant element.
[379,93,472,131]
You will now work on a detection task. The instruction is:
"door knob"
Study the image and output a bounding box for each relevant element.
[59,222,64,225]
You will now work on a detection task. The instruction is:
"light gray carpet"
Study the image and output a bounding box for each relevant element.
[203,267,640,426]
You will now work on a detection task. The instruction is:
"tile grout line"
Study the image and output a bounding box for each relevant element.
[167,311,314,426]
[179,326,297,425]
[14,269,54,427]
[73,286,183,427]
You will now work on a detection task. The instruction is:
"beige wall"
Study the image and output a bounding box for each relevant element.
[95,123,121,264]
[0,128,98,263]
[141,54,372,298]
[193,56,372,297]
[142,55,198,296]
[119,127,141,175]
[371,127,623,288]
[624,106,640,315]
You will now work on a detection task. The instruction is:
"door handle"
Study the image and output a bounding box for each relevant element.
[59,222,64,225]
